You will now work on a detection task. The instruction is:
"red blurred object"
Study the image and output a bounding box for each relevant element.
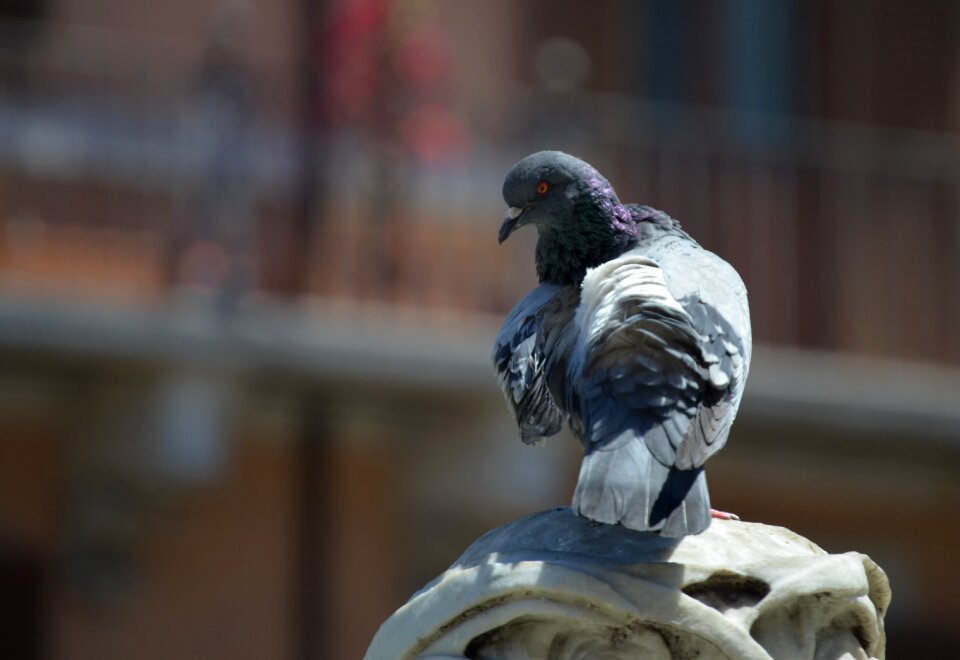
[399,27,452,91]
[399,102,469,167]
[318,0,389,125]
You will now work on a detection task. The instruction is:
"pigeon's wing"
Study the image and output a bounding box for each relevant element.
[661,241,751,465]
[492,284,567,445]
[571,250,748,536]
[673,295,748,466]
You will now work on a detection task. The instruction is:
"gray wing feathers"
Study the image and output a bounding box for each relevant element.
[570,250,749,536]
[493,284,566,444]
[665,247,751,468]
[675,296,746,467]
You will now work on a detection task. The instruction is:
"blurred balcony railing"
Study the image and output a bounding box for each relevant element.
[0,19,957,366]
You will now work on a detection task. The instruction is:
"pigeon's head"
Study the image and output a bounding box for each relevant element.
[498,151,620,244]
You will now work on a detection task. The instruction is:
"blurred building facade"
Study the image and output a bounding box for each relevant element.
[0,1,959,658]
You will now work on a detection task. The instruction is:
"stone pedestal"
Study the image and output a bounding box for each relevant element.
[366,508,890,659]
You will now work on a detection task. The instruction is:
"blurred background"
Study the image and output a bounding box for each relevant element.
[0,0,958,657]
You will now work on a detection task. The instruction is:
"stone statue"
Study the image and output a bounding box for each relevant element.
[366,508,890,659]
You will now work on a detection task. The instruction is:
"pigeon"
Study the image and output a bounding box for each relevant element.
[492,151,751,537]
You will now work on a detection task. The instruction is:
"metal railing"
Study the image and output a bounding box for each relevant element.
[0,20,957,366]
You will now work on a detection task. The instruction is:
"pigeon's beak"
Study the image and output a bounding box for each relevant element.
[498,206,525,244]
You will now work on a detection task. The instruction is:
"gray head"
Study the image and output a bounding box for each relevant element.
[498,151,621,244]
[498,151,642,285]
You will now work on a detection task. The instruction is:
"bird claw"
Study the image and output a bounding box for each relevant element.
[710,508,740,521]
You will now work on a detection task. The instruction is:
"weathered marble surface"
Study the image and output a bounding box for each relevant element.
[366,508,890,660]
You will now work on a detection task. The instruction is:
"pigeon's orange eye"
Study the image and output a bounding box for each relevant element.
[536,180,550,196]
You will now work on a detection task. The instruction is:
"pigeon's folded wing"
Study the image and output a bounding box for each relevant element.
[675,290,747,467]
[492,284,566,444]
[571,253,746,534]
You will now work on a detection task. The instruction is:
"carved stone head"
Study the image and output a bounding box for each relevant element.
[367,509,890,660]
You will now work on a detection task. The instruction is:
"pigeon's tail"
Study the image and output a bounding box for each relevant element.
[572,435,711,538]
